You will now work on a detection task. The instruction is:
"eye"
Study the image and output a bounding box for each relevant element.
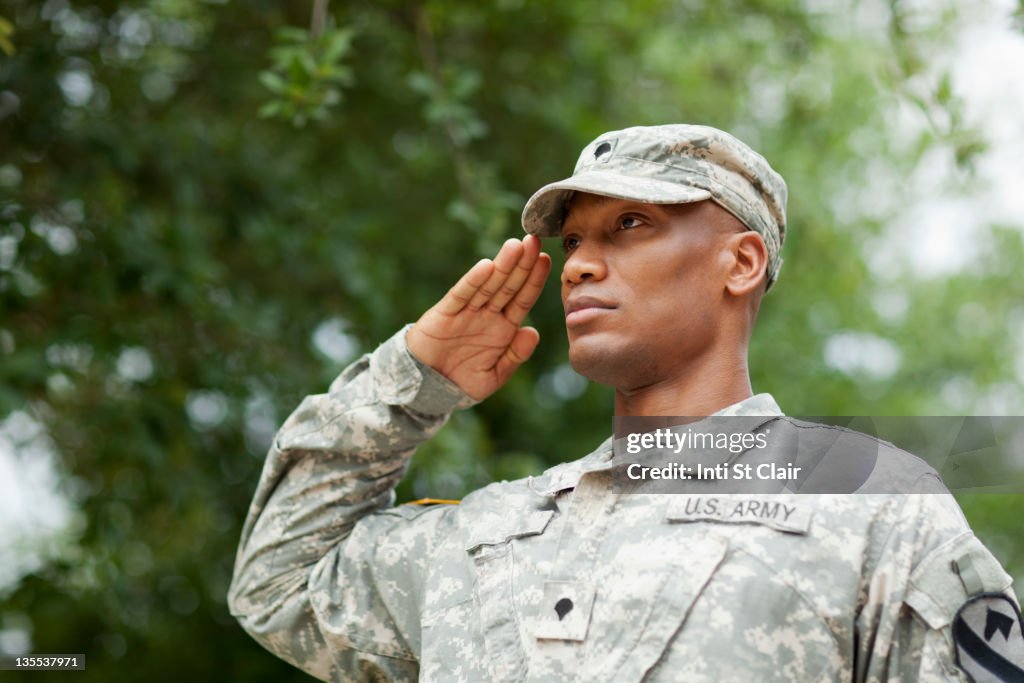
[562,235,580,253]
[619,215,643,230]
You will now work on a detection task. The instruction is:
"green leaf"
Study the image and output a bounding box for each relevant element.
[322,29,355,63]
[0,14,14,56]
[258,71,288,94]
[257,100,283,118]
[936,72,953,105]
[275,26,309,44]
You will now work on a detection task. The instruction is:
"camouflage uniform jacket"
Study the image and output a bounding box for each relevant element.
[228,327,1019,682]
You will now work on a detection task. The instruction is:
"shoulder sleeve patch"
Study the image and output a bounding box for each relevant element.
[954,593,1024,683]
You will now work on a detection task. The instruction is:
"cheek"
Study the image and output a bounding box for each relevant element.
[631,241,711,284]
[625,252,713,307]
[636,278,718,335]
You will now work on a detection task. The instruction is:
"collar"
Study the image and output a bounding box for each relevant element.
[528,393,784,497]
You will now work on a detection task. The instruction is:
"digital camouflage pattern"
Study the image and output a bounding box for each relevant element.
[520,124,789,285]
[229,328,1017,682]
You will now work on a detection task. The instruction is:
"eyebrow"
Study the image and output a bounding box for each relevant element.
[561,197,662,232]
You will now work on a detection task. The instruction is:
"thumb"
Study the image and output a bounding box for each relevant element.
[495,326,540,384]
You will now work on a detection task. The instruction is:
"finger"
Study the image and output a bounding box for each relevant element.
[468,239,523,310]
[504,251,552,325]
[487,235,541,312]
[435,258,494,316]
[494,326,540,384]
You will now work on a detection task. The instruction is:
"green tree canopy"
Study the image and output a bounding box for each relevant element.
[1,1,1021,679]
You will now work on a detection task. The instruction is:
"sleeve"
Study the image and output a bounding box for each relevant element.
[855,486,1020,683]
[227,325,475,682]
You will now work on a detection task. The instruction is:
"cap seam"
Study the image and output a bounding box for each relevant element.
[610,155,781,221]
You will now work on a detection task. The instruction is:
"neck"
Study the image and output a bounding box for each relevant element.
[613,348,752,417]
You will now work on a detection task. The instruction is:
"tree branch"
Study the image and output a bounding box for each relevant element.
[311,0,329,38]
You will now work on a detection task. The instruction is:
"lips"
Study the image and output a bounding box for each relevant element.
[564,295,616,325]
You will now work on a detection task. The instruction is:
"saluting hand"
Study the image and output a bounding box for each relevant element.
[407,235,552,401]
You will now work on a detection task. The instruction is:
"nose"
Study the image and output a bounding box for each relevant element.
[561,242,607,287]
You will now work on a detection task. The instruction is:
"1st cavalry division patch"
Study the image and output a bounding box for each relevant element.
[953,593,1024,682]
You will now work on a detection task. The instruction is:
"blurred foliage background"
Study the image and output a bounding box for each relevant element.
[1,0,1023,680]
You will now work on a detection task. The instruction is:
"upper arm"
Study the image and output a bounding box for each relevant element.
[855,487,1020,683]
[308,503,458,660]
[235,502,458,682]
[901,532,1020,682]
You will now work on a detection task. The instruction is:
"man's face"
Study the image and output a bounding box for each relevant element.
[560,193,745,391]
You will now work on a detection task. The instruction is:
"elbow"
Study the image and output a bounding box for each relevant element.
[226,562,265,626]
[226,565,338,682]
[226,554,305,626]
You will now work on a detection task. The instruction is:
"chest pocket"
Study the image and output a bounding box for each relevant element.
[465,505,555,683]
[583,495,837,682]
[580,532,728,681]
[651,496,841,682]
[525,498,729,683]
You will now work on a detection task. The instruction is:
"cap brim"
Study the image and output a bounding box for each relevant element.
[521,170,712,237]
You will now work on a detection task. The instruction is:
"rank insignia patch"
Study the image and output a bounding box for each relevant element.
[953,593,1024,682]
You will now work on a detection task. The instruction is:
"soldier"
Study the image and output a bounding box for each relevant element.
[228,125,1023,681]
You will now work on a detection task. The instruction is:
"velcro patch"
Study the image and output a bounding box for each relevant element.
[665,496,811,534]
[534,581,596,642]
[953,593,1024,683]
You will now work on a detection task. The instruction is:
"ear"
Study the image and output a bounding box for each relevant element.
[724,231,768,297]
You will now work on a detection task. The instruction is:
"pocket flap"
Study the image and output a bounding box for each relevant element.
[464,507,554,553]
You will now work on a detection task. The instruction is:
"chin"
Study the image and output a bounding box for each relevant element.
[567,335,656,390]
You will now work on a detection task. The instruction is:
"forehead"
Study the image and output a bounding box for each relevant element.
[566,192,645,213]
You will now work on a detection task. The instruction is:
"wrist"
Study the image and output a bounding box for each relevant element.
[396,324,478,414]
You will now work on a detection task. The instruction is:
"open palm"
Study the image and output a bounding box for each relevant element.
[407,235,552,401]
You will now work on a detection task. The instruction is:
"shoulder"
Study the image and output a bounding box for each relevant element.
[765,417,946,494]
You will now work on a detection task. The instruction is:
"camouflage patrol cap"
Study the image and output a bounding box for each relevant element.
[521,124,789,286]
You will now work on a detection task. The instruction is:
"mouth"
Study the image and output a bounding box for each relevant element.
[565,296,616,326]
